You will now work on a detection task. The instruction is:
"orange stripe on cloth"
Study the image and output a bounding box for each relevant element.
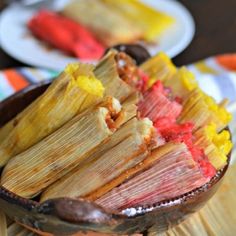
[216,54,236,71]
[3,69,29,91]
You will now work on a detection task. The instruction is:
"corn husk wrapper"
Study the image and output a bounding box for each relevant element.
[194,124,232,170]
[138,86,182,123]
[94,51,135,102]
[179,89,232,131]
[165,67,198,99]
[102,0,174,41]
[0,64,104,167]
[41,117,154,202]
[62,0,142,46]
[95,143,208,211]
[1,102,120,198]
[0,211,7,236]
[41,98,138,201]
[140,52,177,88]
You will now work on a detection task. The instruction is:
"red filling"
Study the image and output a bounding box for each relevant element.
[138,77,216,179]
[28,10,105,60]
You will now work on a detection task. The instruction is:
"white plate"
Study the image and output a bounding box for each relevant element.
[0,0,195,70]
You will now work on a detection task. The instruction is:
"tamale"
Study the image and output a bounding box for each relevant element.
[194,124,232,169]
[41,117,154,201]
[140,52,177,88]
[164,67,198,99]
[62,0,142,46]
[138,81,182,123]
[94,51,135,101]
[95,143,208,211]
[178,89,232,131]
[1,98,121,198]
[0,63,104,166]
[102,0,174,41]
[0,211,7,236]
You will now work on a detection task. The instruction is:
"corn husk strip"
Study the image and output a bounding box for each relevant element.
[1,102,119,198]
[140,52,177,88]
[0,210,7,236]
[62,0,142,46]
[194,124,232,170]
[94,51,135,102]
[179,89,232,131]
[102,0,174,41]
[165,67,198,99]
[95,143,208,210]
[0,64,104,167]
[40,118,153,201]
[138,88,182,123]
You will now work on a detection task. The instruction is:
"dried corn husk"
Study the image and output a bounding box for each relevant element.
[41,117,154,201]
[0,63,104,166]
[94,50,135,101]
[194,124,232,169]
[165,67,198,99]
[140,52,177,88]
[102,0,174,41]
[138,85,182,123]
[95,143,208,211]
[0,210,7,236]
[1,99,121,198]
[62,0,142,46]
[179,89,232,131]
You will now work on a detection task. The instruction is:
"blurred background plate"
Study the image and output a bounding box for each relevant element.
[0,0,195,70]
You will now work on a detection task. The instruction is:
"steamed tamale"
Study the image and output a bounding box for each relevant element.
[40,117,155,201]
[178,89,232,131]
[138,81,182,123]
[62,0,142,46]
[164,67,198,99]
[140,52,177,88]
[0,64,104,166]
[1,99,121,198]
[194,124,232,169]
[94,51,135,101]
[95,143,208,210]
[102,0,174,41]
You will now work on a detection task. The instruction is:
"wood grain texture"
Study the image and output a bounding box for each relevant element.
[3,164,236,236]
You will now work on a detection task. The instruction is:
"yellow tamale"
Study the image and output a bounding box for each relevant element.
[194,124,232,169]
[165,67,198,99]
[179,89,232,131]
[0,64,104,166]
[140,52,177,88]
[1,98,121,198]
[102,0,174,41]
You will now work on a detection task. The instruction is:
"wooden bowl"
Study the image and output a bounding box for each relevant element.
[0,82,231,236]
